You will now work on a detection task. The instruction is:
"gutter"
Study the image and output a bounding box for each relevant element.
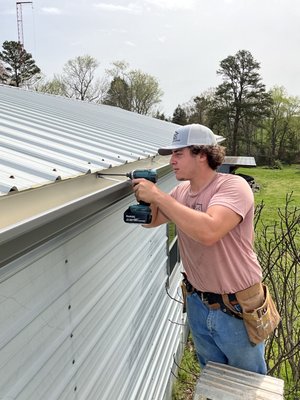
[0,158,172,268]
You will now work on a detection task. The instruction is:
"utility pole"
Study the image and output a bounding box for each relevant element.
[16,1,33,48]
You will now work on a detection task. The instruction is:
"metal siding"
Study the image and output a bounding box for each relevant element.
[222,156,256,167]
[0,174,184,400]
[0,85,177,195]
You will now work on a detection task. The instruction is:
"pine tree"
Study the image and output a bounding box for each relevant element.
[172,105,188,125]
[214,50,272,154]
[0,41,41,87]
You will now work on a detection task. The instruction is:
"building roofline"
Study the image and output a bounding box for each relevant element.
[0,157,171,268]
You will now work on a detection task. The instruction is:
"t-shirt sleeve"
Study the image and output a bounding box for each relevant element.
[208,175,254,219]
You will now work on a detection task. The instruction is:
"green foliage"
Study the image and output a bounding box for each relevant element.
[129,69,163,114]
[103,60,163,115]
[153,110,167,121]
[61,55,101,101]
[42,55,103,101]
[213,49,272,155]
[187,91,215,126]
[173,51,300,166]
[36,55,106,102]
[261,86,300,166]
[0,61,10,84]
[172,105,188,125]
[103,76,131,110]
[36,76,67,96]
[272,160,283,169]
[0,41,40,87]
[172,336,200,400]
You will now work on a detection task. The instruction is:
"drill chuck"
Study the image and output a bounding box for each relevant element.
[125,169,157,183]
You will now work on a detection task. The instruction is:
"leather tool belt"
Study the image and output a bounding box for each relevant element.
[181,272,281,345]
[181,273,242,320]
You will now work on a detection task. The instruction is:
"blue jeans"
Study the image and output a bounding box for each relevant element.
[186,292,267,374]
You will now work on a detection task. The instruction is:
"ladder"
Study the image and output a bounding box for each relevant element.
[193,361,284,400]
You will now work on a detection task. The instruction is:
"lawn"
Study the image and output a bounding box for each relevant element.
[239,164,300,225]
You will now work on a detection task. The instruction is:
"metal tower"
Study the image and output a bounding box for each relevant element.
[16,1,33,47]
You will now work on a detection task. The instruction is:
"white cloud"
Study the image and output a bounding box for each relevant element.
[41,7,62,15]
[144,0,196,10]
[125,40,136,47]
[158,36,166,43]
[93,2,142,14]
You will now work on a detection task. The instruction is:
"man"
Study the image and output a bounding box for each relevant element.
[132,123,267,374]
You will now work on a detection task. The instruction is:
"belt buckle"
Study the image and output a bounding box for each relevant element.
[199,291,205,302]
[200,292,210,306]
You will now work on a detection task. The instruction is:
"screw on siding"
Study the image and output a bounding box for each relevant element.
[72,359,75,364]
[74,386,77,392]
[70,333,73,338]
[65,259,68,264]
[68,305,71,310]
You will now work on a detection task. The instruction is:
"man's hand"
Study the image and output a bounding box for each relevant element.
[131,178,159,204]
[131,178,170,227]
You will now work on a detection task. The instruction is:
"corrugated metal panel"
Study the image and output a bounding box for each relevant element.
[194,362,284,400]
[0,173,185,400]
[222,156,256,167]
[0,85,176,195]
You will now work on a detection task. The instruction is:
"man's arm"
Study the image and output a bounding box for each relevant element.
[133,179,242,245]
[142,204,170,228]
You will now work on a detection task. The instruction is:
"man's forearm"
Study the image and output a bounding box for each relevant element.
[151,191,239,246]
[142,204,170,228]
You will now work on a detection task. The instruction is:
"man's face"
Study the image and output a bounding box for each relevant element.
[170,147,198,181]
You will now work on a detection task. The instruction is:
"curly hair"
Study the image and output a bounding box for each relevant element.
[189,145,226,170]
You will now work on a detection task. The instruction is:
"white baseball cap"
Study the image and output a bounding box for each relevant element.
[158,124,225,155]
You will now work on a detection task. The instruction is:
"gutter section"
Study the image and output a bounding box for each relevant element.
[0,159,172,268]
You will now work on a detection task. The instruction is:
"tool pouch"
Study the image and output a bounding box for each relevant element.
[235,283,281,345]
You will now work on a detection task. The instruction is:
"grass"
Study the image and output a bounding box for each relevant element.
[172,336,200,400]
[172,164,300,399]
[239,164,300,224]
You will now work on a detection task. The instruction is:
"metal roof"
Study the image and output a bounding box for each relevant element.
[0,85,176,196]
[222,156,256,167]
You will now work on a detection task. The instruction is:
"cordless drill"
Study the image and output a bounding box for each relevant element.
[98,169,158,224]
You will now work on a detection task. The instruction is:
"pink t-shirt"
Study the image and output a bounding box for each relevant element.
[170,173,262,294]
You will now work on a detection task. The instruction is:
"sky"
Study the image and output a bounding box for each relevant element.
[1,0,300,117]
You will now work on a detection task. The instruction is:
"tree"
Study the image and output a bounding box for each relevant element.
[214,50,272,155]
[35,56,108,103]
[103,61,163,115]
[128,69,163,115]
[0,41,40,87]
[35,75,67,96]
[154,110,167,121]
[103,76,131,110]
[186,89,217,126]
[189,95,210,125]
[172,105,188,125]
[0,61,10,84]
[263,86,300,165]
[59,55,104,102]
